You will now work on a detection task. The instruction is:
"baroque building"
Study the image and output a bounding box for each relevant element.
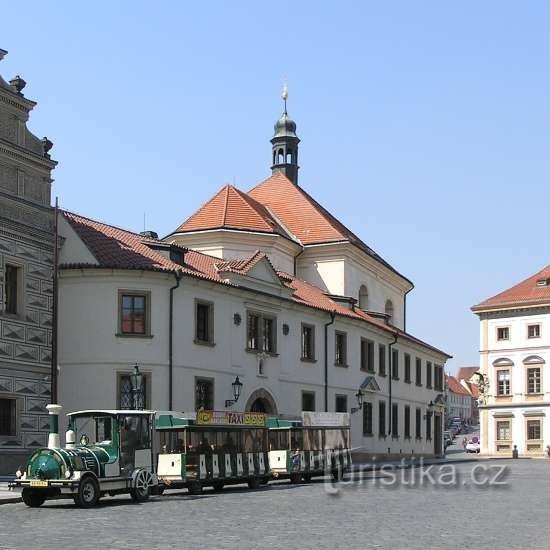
[0,49,56,474]
[473,266,550,456]
[57,94,450,459]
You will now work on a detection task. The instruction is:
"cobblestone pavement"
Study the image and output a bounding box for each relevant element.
[1,459,549,550]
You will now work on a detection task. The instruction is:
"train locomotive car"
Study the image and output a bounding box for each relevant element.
[9,407,158,507]
[267,412,352,483]
[156,410,270,494]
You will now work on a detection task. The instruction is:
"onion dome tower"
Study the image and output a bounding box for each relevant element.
[271,85,300,185]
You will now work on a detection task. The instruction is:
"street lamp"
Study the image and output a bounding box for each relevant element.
[351,389,364,414]
[130,363,144,410]
[225,376,243,408]
[424,400,434,419]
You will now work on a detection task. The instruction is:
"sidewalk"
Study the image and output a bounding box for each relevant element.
[0,482,20,505]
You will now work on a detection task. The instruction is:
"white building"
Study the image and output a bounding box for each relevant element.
[57,101,450,458]
[472,266,550,456]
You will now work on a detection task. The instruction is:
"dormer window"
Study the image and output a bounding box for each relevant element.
[536,278,550,287]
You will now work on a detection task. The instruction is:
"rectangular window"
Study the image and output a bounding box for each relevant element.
[527,419,541,440]
[195,377,214,410]
[527,367,541,394]
[335,394,347,413]
[119,291,149,335]
[404,405,411,439]
[497,327,509,341]
[118,373,149,410]
[195,300,214,344]
[335,331,347,366]
[497,370,511,396]
[4,265,19,315]
[378,344,386,376]
[247,311,276,353]
[415,358,422,386]
[415,407,422,439]
[496,420,511,441]
[426,361,433,389]
[302,391,316,412]
[528,324,541,339]
[404,354,411,383]
[426,411,432,440]
[360,339,375,372]
[301,324,315,360]
[362,402,373,435]
[0,398,17,436]
[392,349,399,380]
[391,403,398,437]
[378,401,386,437]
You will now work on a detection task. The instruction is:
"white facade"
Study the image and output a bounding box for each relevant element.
[475,307,550,456]
[57,215,449,459]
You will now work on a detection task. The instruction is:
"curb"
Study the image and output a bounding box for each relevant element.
[0,496,21,505]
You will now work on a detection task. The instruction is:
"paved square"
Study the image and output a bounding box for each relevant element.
[1,459,549,550]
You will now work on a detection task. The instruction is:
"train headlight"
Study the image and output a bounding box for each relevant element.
[15,469,22,479]
[65,469,72,479]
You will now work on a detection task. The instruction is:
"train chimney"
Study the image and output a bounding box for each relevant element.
[46,404,63,449]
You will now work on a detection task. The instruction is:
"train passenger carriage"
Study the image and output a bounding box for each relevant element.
[267,412,352,483]
[156,410,270,494]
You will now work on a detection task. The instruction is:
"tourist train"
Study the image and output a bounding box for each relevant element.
[9,405,351,507]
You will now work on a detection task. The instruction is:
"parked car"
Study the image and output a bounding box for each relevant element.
[443,432,453,450]
[466,440,480,453]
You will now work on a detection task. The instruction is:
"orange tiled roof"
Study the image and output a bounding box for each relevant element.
[174,184,294,240]
[446,375,470,396]
[61,210,450,358]
[248,173,410,283]
[456,366,478,381]
[472,265,550,311]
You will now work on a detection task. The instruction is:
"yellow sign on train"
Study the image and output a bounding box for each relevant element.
[196,410,266,427]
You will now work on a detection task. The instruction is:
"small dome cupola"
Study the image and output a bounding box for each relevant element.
[271,85,300,185]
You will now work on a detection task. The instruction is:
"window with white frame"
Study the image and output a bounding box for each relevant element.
[335,331,347,367]
[497,370,511,396]
[527,367,541,394]
[301,323,315,361]
[528,324,541,339]
[496,420,511,441]
[497,327,510,341]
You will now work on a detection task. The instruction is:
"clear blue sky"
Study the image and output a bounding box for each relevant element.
[3,2,549,372]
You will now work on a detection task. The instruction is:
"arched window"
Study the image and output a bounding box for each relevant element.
[272,150,276,165]
[359,285,368,310]
[277,149,284,164]
[286,149,293,163]
[385,299,394,323]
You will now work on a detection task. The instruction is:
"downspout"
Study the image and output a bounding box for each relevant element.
[324,310,336,412]
[169,270,182,411]
[293,247,305,277]
[387,332,398,436]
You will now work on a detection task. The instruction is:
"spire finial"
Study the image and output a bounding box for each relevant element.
[281,82,288,115]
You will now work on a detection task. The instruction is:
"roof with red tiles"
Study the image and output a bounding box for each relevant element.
[61,210,450,358]
[248,173,412,285]
[456,366,479,381]
[472,265,550,311]
[460,380,479,398]
[215,250,269,274]
[446,375,470,396]
[174,184,294,240]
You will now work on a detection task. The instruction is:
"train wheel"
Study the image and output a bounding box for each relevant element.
[260,476,270,485]
[22,488,47,508]
[188,482,203,495]
[212,481,224,492]
[74,476,100,508]
[130,469,153,502]
[302,474,312,483]
[289,473,301,484]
